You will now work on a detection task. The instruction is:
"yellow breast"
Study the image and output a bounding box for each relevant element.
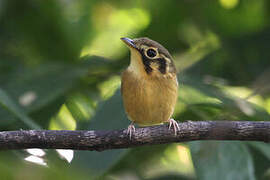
[121,69,178,126]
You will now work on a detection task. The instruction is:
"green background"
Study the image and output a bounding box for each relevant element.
[0,0,270,179]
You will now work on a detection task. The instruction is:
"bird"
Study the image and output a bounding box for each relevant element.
[120,37,179,139]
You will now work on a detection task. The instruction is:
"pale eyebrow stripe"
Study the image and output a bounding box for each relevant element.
[160,54,171,62]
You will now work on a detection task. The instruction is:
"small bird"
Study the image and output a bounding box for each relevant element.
[121,37,179,139]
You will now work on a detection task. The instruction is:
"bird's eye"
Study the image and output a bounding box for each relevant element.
[146,48,157,58]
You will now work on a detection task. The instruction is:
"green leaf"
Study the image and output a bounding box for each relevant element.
[189,141,255,180]
[0,56,119,128]
[247,142,270,160]
[0,88,40,129]
[71,90,130,176]
[180,74,270,121]
[248,144,270,180]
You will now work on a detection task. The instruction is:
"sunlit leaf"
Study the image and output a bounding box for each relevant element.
[81,7,150,58]
[56,149,74,163]
[24,156,47,166]
[26,149,46,157]
[179,74,270,121]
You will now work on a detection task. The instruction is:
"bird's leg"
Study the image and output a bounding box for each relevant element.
[167,118,180,136]
[127,123,135,139]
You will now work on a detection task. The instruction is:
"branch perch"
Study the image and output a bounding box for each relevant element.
[0,121,269,151]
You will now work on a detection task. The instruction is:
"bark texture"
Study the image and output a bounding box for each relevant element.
[0,121,269,151]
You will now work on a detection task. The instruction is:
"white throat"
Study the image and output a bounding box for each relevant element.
[127,49,144,76]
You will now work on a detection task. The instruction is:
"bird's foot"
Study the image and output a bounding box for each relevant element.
[168,118,180,136]
[127,123,135,140]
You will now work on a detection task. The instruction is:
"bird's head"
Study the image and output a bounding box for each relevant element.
[121,37,177,77]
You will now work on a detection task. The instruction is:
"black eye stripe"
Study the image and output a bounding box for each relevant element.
[140,49,152,74]
[156,58,166,74]
[139,48,168,74]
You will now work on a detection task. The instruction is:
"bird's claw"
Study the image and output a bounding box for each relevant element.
[127,124,135,140]
[168,118,180,136]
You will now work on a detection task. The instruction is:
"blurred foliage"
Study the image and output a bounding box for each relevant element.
[0,0,270,179]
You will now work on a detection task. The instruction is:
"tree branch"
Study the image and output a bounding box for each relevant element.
[0,121,269,151]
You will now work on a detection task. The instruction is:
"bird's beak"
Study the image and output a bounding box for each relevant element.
[121,37,137,49]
